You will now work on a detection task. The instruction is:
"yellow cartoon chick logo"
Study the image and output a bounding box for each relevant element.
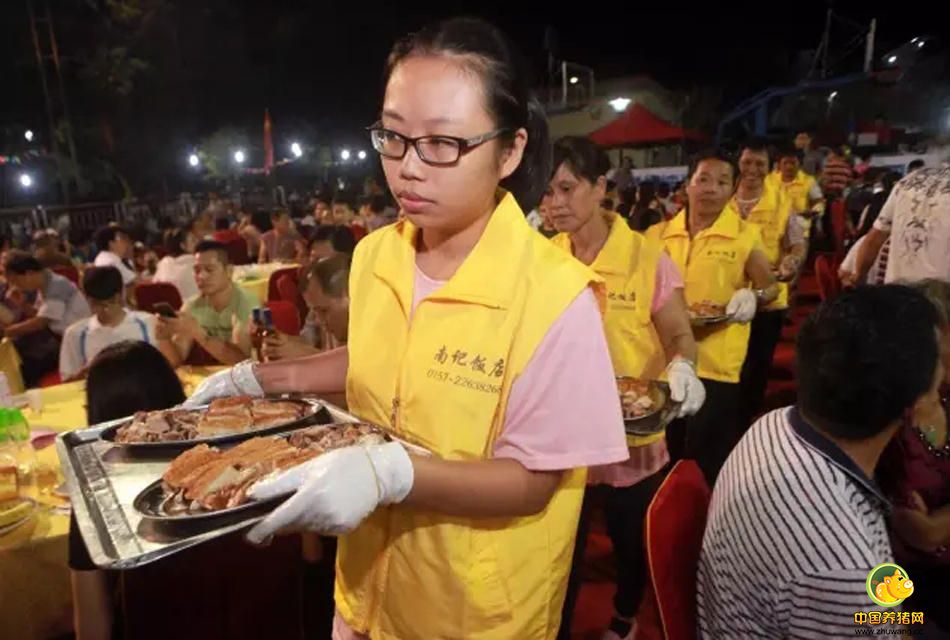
[866,563,915,607]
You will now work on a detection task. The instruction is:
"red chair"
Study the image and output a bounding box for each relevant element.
[223,237,251,265]
[51,265,80,285]
[265,300,301,336]
[276,273,307,320]
[135,282,184,314]
[829,200,850,259]
[634,461,711,640]
[37,371,62,388]
[814,255,840,302]
[267,267,298,302]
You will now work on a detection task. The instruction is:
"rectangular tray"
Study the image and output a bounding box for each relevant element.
[56,397,362,570]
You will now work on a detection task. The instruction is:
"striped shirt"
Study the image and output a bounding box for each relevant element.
[697,407,893,639]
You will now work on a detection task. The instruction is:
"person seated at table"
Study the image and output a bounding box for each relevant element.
[357,194,394,233]
[262,253,351,361]
[160,240,257,366]
[71,340,187,640]
[153,228,199,299]
[258,209,302,264]
[92,225,137,288]
[32,229,75,269]
[878,279,950,634]
[308,224,356,264]
[237,210,264,259]
[332,193,367,241]
[2,251,91,386]
[132,241,157,277]
[697,285,943,639]
[192,209,215,241]
[212,216,244,247]
[66,228,95,264]
[59,266,178,381]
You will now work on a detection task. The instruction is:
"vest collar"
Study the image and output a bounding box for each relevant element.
[373,191,528,314]
[663,206,741,241]
[731,181,782,220]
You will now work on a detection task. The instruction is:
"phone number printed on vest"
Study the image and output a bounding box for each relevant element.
[430,345,505,395]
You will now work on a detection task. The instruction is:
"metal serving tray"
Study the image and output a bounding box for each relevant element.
[56,397,361,570]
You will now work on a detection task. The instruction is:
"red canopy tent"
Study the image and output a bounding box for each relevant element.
[589,104,707,147]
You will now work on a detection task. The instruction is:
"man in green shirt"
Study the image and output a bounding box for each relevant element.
[158,240,259,365]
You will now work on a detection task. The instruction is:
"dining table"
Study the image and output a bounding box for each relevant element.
[0,366,223,640]
[231,262,297,303]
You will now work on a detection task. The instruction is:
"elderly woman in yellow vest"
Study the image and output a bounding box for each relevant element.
[185,18,629,640]
[543,137,704,640]
[733,140,807,431]
[645,150,778,484]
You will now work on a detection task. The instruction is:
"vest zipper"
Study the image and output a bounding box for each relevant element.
[366,300,417,631]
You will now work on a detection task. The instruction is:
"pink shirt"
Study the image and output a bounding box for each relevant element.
[332,266,629,640]
[412,265,629,471]
[588,252,682,487]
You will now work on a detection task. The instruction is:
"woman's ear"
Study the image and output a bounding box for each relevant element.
[499,128,528,181]
[594,175,608,200]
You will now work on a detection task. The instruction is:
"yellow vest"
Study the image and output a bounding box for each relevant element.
[766,169,817,238]
[766,170,816,214]
[729,182,791,311]
[340,192,603,639]
[645,208,761,383]
[552,212,665,447]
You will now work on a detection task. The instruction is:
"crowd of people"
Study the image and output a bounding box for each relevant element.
[3,14,948,640]
[0,188,394,389]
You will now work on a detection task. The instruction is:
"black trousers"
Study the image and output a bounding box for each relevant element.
[739,310,786,432]
[557,471,665,639]
[666,379,741,486]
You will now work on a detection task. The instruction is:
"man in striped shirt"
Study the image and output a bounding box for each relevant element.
[697,286,943,639]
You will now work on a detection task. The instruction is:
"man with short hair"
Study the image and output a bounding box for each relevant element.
[698,285,943,638]
[357,195,392,233]
[765,146,825,234]
[308,225,356,263]
[332,193,367,241]
[93,225,136,286]
[59,266,177,380]
[160,240,258,365]
[33,229,74,269]
[3,251,91,385]
[794,129,824,176]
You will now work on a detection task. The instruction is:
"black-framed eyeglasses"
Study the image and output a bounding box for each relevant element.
[367,123,509,166]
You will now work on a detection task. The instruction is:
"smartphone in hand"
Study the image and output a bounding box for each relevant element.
[153,302,178,318]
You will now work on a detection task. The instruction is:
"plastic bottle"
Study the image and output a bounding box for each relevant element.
[0,418,18,502]
[0,372,12,408]
[7,408,34,488]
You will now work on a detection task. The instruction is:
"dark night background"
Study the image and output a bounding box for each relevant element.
[0,1,946,201]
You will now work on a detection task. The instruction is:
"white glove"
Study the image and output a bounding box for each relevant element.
[666,357,705,418]
[182,360,264,408]
[726,289,757,324]
[245,441,413,543]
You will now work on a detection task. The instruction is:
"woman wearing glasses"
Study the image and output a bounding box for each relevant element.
[186,17,627,640]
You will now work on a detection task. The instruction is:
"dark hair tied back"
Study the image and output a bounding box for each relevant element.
[385,17,551,211]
